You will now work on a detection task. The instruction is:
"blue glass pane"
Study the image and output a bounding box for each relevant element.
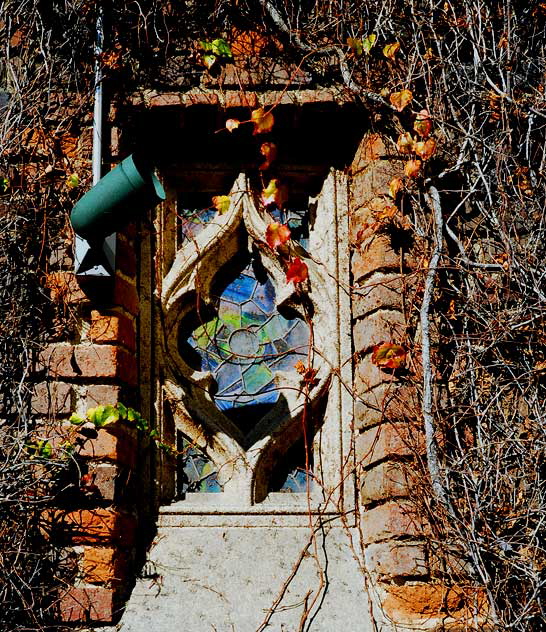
[179,207,217,241]
[183,252,310,433]
[179,436,222,494]
[269,206,309,249]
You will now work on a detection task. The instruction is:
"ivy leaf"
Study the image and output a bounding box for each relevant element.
[202,53,217,69]
[404,159,422,178]
[265,222,291,250]
[211,38,232,58]
[259,142,277,170]
[261,179,287,208]
[347,37,363,56]
[414,137,437,160]
[286,257,308,284]
[383,42,400,60]
[413,109,432,138]
[225,118,240,132]
[116,402,128,419]
[0,176,9,193]
[295,361,319,386]
[371,342,407,369]
[212,195,231,214]
[90,404,119,428]
[69,413,86,425]
[199,40,213,52]
[390,89,413,112]
[396,132,415,154]
[251,107,274,134]
[362,34,377,53]
[66,173,79,188]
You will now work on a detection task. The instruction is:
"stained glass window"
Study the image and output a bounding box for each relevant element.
[182,251,310,434]
[177,434,222,495]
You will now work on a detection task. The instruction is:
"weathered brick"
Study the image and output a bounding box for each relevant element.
[354,353,403,393]
[59,584,116,622]
[352,273,405,319]
[89,311,136,351]
[32,381,72,415]
[73,345,137,385]
[360,460,414,505]
[113,276,139,315]
[365,541,428,579]
[79,422,137,467]
[351,236,402,282]
[85,384,122,407]
[50,508,137,546]
[223,91,258,108]
[360,500,426,544]
[46,271,87,304]
[82,546,129,584]
[353,310,406,355]
[354,384,419,430]
[356,422,424,469]
[40,344,77,378]
[87,462,133,502]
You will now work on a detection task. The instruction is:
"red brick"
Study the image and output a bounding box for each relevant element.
[40,344,76,378]
[82,546,129,584]
[89,310,136,351]
[85,384,122,407]
[46,271,87,304]
[79,422,137,467]
[365,541,428,579]
[353,310,407,355]
[73,345,137,385]
[87,462,133,502]
[223,91,258,108]
[360,500,426,544]
[32,381,72,415]
[113,276,139,315]
[356,422,424,469]
[59,585,115,622]
[360,461,414,505]
[352,273,405,319]
[51,508,137,546]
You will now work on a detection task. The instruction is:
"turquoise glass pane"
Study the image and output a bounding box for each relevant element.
[184,252,310,433]
[178,436,222,494]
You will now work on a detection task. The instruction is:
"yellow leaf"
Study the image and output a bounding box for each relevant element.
[388,177,403,199]
[390,89,413,112]
[404,159,422,178]
[383,42,400,60]
[362,34,377,53]
[414,137,437,160]
[251,107,274,134]
[413,109,432,137]
[396,132,415,154]
[212,195,231,214]
[261,179,287,208]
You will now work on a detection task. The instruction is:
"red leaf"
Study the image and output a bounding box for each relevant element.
[371,342,406,369]
[265,222,291,249]
[286,258,308,284]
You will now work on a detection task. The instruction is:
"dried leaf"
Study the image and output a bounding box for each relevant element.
[261,179,287,208]
[396,132,415,154]
[383,42,400,60]
[414,137,437,160]
[388,177,403,199]
[286,258,308,284]
[212,195,231,214]
[251,107,274,134]
[413,109,432,138]
[265,222,291,249]
[259,142,277,170]
[225,118,240,132]
[404,159,422,178]
[371,342,406,369]
[390,89,413,112]
[347,37,363,56]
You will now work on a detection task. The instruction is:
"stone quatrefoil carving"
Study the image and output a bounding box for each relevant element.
[160,173,345,503]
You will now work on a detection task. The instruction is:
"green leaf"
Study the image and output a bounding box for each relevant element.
[127,407,138,422]
[211,38,232,58]
[347,37,363,56]
[199,40,213,51]
[0,177,9,193]
[69,413,86,425]
[116,402,128,419]
[202,53,217,69]
[66,173,79,188]
[101,405,120,426]
[362,34,377,54]
[39,440,53,458]
[149,429,159,439]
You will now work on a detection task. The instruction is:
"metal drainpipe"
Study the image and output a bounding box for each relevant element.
[75,2,116,279]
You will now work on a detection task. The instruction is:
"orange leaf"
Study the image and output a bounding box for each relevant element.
[259,142,277,170]
[225,118,240,132]
[265,222,291,249]
[388,177,403,199]
[212,195,231,214]
[396,132,415,154]
[413,109,432,138]
[390,89,413,112]
[286,258,308,284]
[371,342,406,369]
[261,179,287,208]
[251,107,274,134]
[414,137,437,160]
[404,159,422,178]
[383,42,400,60]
